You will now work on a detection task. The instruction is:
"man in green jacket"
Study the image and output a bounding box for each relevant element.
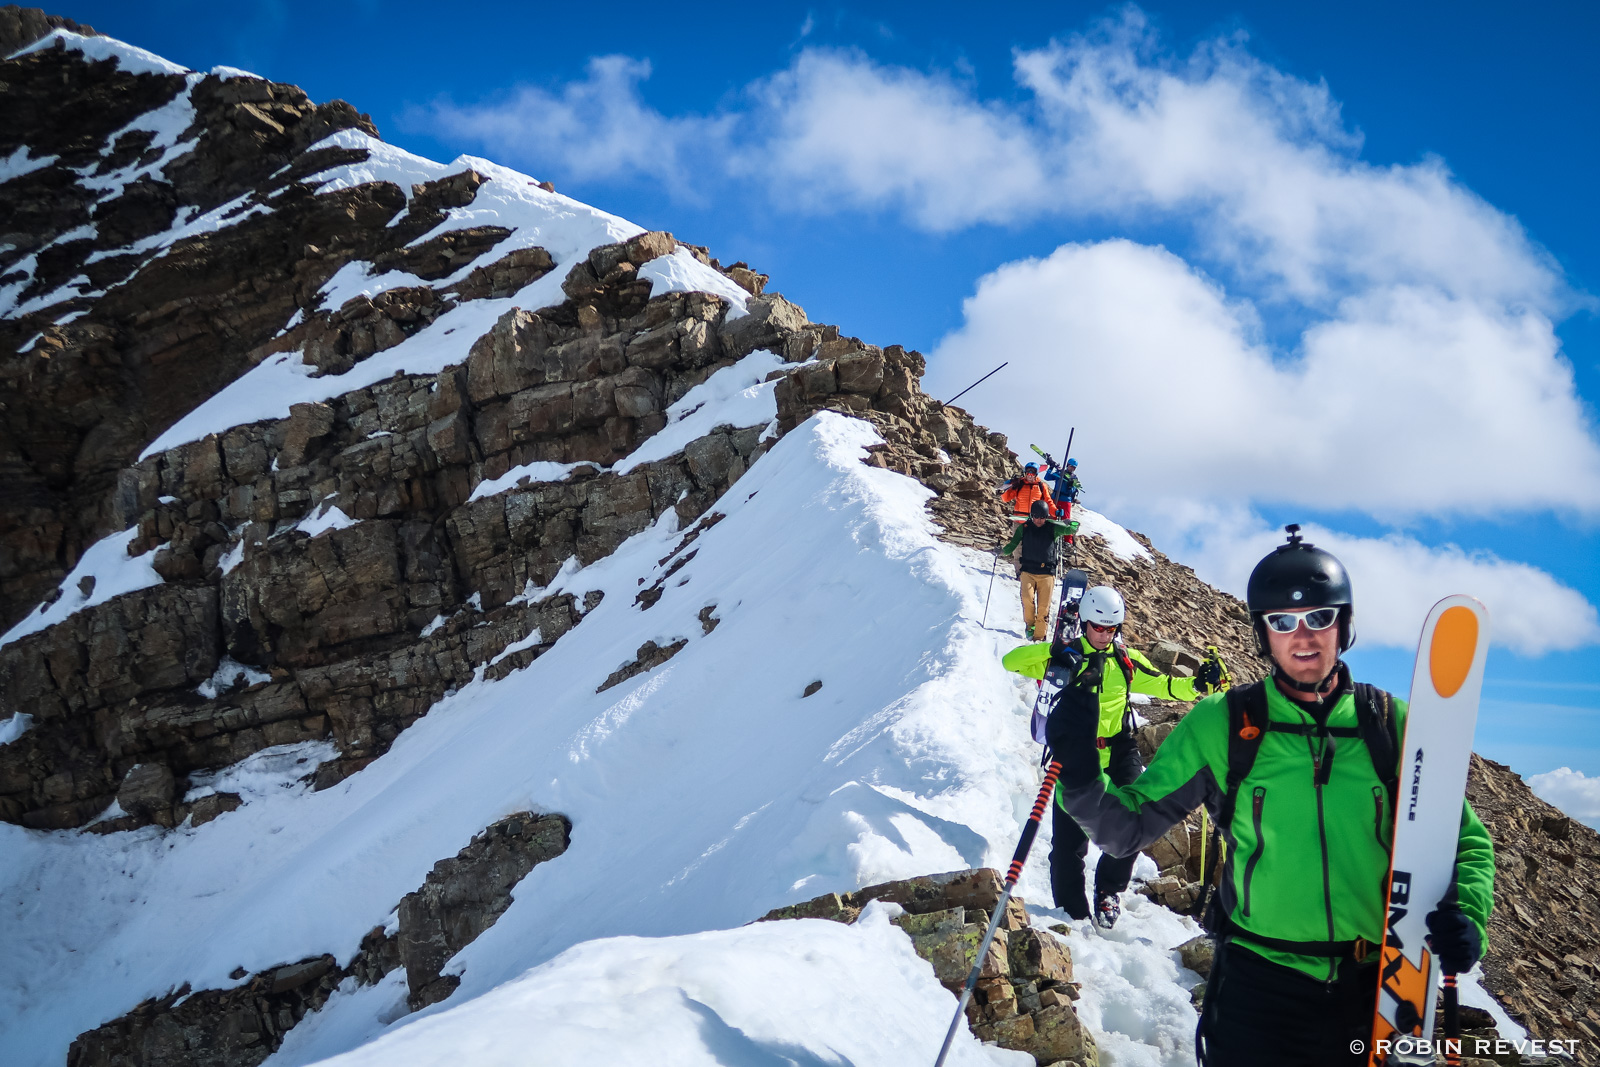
[1003,585,1215,927]
[1047,530,1495,1066]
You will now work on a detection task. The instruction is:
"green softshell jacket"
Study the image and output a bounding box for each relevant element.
[1002,638,1201,768]
[999,519,1075,557]
[1055,676,1496,980]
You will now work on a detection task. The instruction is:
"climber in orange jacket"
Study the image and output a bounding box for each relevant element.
[1000,463,1049,522]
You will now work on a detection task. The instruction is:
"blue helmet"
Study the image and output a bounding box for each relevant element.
[1024,462,1038,473]
[1065,458,1078,468]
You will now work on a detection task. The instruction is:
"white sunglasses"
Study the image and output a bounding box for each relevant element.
[1263,607,1340,633]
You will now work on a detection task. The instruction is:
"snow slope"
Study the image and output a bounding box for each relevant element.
[0,410,1217,1067]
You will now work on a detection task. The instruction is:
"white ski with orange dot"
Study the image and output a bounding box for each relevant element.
[1369,595,1490,1066]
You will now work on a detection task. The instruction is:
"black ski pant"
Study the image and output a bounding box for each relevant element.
[1049,734,1142,917]
[1197,940,1378,1066]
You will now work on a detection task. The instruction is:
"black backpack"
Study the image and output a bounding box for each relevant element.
[1197,679,1400,938]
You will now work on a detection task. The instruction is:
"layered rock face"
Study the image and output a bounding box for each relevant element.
[1,16,385,628]
[0,21,1009,836]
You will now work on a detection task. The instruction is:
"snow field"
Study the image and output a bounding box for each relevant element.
[295,903,1029,1067]
[0,414,1040,1065]
[0,409,1220,1067]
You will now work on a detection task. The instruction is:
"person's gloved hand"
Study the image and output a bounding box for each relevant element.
[1425,903,1482,973]
[1045,681,1101,788]
[1195,659,1223,694]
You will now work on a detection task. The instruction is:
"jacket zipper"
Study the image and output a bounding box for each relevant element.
[1372,785,1389,852]
[1315,761,1337,982]
[1241,786,1266,917]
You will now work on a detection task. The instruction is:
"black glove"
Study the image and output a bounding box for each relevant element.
[1195,660,1223,694]
[1425,903,1482,973]
[1044,677,1101,788]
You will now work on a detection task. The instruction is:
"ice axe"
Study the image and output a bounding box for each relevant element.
[932,760,1062,1067]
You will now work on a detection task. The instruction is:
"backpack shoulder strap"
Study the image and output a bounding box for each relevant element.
[1353,682,1401,801]
[1218,681,1270,833]
[1198,681,1270,934]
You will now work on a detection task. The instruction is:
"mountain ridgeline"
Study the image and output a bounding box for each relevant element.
[1,9,1598,1066]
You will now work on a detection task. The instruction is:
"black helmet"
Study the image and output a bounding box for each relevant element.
[1246,525,1356,652]
[1030,500,1049,518]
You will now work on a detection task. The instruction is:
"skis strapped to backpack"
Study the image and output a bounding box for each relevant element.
[1027,569,1090,747]
[1369,596,1489,1067]
[1052,568,1089,647]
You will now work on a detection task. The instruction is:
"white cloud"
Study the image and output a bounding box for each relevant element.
[413,10,1600,654]
[1010,15,1568,309]
[1527,767,1600,830]
[921,240,1600,651]
[414,13,1575,314]
[411,56,728,190]
[1144,511,1600,654]
[733,49,1055,230]
[923,239,1600,519]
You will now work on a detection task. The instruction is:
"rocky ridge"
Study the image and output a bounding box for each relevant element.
[0,24,1002,835]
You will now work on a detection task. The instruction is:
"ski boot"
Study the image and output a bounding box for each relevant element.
[1093,892,1121,930]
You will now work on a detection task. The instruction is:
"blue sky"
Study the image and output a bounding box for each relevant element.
[65,3,1600,783]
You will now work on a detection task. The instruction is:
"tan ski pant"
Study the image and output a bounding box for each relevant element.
[1020,571,1054,641]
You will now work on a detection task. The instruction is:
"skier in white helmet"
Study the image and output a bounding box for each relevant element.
[1002,585,1225,927]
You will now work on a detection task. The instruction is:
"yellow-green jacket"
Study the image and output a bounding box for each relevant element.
[1002,637,1202,767]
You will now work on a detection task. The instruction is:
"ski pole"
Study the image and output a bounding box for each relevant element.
[932,760,1062,1067]
[945,362,1008,406]
[980,549,1000,628]
[1442,973,1461,1067]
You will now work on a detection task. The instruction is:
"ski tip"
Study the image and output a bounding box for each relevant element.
[1422,596,1489,700]
[1429,606,1479,698]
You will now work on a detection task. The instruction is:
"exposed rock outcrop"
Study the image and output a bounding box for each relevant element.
[0,4,94,56]
[68,811,569,1067]
[763,868,1097,1066]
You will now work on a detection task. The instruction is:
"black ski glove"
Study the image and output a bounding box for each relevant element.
[1045,682,1102,789]
[1425,903,1482,973]
[1195,660,1222,694]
